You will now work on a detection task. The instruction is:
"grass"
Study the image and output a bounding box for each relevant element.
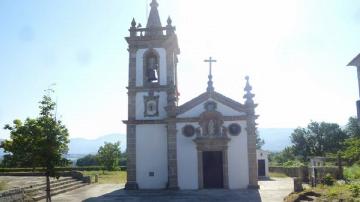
[269,172,288,178]
[81,170,127,184]
[0,181,7,191]
[286,182,360,202]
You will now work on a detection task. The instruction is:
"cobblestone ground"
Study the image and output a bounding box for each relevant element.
[47,177,293,202]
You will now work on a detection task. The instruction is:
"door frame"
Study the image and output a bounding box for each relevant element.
[194,137,230,189]
[257,159,266,177]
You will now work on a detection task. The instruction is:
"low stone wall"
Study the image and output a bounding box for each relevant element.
[269,166,340,182]
[0,171,92,183]
[0,188,24,202]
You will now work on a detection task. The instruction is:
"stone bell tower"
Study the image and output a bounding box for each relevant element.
[124,0,180,190]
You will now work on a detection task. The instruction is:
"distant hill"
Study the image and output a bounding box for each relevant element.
[0,128,293,157]
[258,128,294,152]
[68,133,126,155]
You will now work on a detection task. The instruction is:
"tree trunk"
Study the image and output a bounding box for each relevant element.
[46,172,51,202]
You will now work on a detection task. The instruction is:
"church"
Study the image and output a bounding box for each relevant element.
[123,0,259,190]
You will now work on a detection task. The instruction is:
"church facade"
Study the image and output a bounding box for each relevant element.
[124,0,259,190]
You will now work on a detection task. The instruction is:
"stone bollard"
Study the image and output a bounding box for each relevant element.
[95,174,99,183]
[293,177,303,192]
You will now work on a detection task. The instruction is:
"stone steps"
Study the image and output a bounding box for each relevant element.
[23,177,87,201]
[24,178,78,193]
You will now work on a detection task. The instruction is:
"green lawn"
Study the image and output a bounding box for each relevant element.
[269,172,288,178]
[81,171,127,184]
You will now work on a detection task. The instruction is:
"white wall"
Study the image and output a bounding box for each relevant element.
[135,91,167,120]
[257,149,269,177]
[176,122,199,190]
[227,120,249,189]
[176,120,250,189]
[136,48,167,86]
[178,99,246,118]
[136,124,168,189]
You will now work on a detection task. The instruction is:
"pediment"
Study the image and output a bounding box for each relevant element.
[177,91,247,117]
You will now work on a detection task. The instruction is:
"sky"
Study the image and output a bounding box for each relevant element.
[0,0,360,140]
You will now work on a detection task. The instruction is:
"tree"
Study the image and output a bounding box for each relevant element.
[76,154,98,167]
[269,147,296,166]
[344,117,360,138]
[290,121,348,161]
[97,142,121,171]
[342,138,360,165]
[342,117,360,164]
[291,127,311,161]
[2,91,69,202]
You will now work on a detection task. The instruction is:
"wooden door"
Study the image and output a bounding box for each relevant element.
[203,151,223,188]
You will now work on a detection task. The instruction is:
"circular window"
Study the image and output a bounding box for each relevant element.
[182,125,195,137]
[228,123,241,136]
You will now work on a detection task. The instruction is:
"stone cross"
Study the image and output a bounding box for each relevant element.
[204,57,217,76]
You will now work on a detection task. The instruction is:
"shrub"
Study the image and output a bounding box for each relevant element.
[283,160,305,167]
[349,183,360,198]
[322,173,335,186]
[344,164,360,181]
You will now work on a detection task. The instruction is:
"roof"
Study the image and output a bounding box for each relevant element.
[177,91,247,115]
[348,53,360,67]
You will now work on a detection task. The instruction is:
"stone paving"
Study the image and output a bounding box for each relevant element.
[46,177,293,202]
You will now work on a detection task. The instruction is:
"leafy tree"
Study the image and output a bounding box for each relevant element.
[291,121,347,161]
[269,147,296,165]
[97,142,121,171]
[342,117,360,165]
[291,127,311,161]
[342,138,360,165]
[344,117,360,138]
[1,91,69,202]
[76,154,99,167]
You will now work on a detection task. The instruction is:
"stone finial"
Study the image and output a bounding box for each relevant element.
[146,0,162,29]
[207,73,214,93]
[131,18,136,28]
[167,16,172,25]
[244,76,255,105]
[150,0,159,8]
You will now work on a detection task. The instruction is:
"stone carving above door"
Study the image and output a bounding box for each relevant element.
[196,101,227,138]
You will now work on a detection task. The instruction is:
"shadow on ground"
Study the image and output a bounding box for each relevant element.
[84,189,262,202]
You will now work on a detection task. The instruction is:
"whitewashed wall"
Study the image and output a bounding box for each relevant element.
[226,121,249,189]
[176,122,199,189]
[257,149,269,177]
[135,92,167,120]
[178,99,246,118]
[136,124,168,189]
[136,48,167,86]
[176,98,250,189]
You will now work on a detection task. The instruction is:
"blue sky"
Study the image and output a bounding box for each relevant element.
[0,0,360,139]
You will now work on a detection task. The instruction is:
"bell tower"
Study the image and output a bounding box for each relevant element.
[124,0,180,190]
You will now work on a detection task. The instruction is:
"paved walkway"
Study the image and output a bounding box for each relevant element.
[46,178,293,202]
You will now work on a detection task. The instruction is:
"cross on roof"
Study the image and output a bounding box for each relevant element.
[204,57,216,92]
[204,56,217,76]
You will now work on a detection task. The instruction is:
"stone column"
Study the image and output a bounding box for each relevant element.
[246,115,259,189]
[165,85,179,190]
[125,47,138,189]
[125,124,138,190]
[243,76,259,189]
[166,119,179,189]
